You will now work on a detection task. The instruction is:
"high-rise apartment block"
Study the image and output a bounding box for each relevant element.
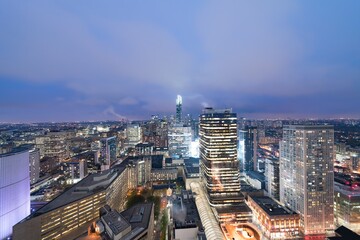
[199,108,242,207]
[280,125,334,236]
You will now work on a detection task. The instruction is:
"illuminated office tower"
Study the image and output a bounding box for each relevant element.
[0,148,30,239]
[244,127,257,171]
[199,108,242,207]
[280,125,334,236]
[176,95,182,123]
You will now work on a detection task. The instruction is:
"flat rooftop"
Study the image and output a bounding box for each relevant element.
[172,191,202,229]
[246,171,265,181]
[251,196,297,216]
[102,211,130,235]
[121,203,153,233]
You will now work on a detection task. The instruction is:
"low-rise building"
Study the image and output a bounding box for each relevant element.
[247,196,301,239]
[13,164,130,240]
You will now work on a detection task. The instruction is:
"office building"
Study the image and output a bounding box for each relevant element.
[142,119,168,148]
[244,127,257,172]
[280,125,334,236]
[29,148,40,184]
[13,164,130,240]
[264,158,280,200]
[99,136,117,166]
[0,148,30,240]
[334,177,360,234]
[125,125,142,148]
[176,95,182,123]
[35,131,75,160]
[199,108,242,207]
[168,124,192,159]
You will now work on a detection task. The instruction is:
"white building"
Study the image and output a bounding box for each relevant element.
[0,148,30,239]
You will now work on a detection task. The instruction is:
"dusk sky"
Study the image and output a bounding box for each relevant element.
[0,1,359,122]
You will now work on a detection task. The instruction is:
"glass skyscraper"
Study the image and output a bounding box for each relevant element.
[280,125,334,236]
[199,108,242,207]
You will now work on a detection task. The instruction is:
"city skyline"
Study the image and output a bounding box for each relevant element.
[1,1,360,122]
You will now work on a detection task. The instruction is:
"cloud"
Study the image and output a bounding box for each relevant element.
[103,106,127,120]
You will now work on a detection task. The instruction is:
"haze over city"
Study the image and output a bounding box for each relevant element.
[0,1,359,122]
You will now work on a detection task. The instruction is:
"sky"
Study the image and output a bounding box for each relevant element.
[0,1,359,122]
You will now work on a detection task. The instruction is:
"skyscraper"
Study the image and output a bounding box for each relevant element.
[199,108,242,207]
[176,95,182,123]
[244,127,257,172]
[99,136,117,166]
[280,125,334,236]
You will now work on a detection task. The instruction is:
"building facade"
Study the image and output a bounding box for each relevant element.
[99,136,117,166]
[244,127,258,172]
[280,125,334,236]
[0,149,30,240]
[334,181,360,234]
[265,158,280,200]
[199,108,242,207]
[29,148,40,184]
[168,124,192,159]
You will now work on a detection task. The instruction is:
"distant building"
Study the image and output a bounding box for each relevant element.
[99,136,117,166]
[125,125,142,148]
[35,130,75,160]
[264,158,280,200]
[244,127,257,172]
[176,95,182,123]
[280,125,334,236]
[151,168,177,182]
[248,196,301,239]
[125,156,152,187]
[168,125,192,159]
[0,148,30,240]
[29,148,40,184]
[142,120,168,148]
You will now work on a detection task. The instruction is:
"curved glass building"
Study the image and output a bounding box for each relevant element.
[0,149,30,239]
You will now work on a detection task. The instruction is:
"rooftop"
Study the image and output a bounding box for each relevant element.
[251,196,297,216]
[121,203,153,234]
[102,210,130,235]
[246,171,265,181]
[33,164,126,216]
